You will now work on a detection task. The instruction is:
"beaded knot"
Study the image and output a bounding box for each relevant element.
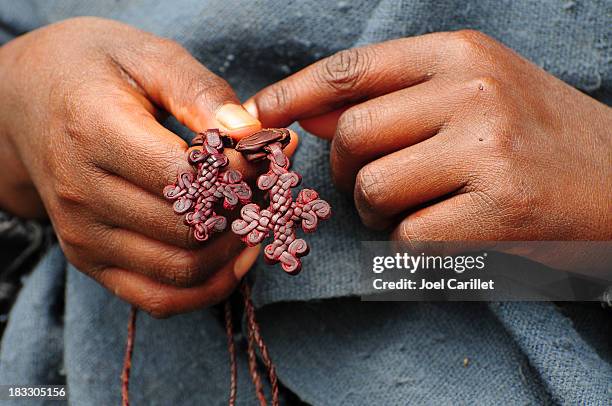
[163,129,252,241]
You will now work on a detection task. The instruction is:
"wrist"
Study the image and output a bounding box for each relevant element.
[0,46,42,218]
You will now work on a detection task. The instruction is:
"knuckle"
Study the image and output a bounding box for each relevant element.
[56,225,87,250]
[52,208,102,251]
[52,163,101,207]
[49,205,78,241]
[148,142,186,187]
[396,218,426,245]
[138,141,189,193]
[452,29,490,46]
[166,249,205,287]
[257,83,292,115]
[331,132,353,172]
[156,37,186,57]
[143,296,173,319]
[486,119,517,156]
[54,179,87,206]
[61,94,82,137]
[470,75,502,97]
[61,91,93,140]
[333,109,372,160]
[395,218,442,253]
[59,79,108,141]
[450,29,490,59]
[354,165,386,215]
[133,281,176,319]
[468,75,507,113]
[341,107,375,139]
[321,48,371,93]
[188,75,233,109]
[168,216,197,249]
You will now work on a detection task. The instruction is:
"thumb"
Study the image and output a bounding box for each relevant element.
[114,37,261,138]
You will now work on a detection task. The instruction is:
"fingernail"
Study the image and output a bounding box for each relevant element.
[233,245,261,279]
[216,103,260,131]
[243,99,259,119]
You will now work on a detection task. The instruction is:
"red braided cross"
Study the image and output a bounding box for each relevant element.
[232,130,331,274]
[163,129,252,241]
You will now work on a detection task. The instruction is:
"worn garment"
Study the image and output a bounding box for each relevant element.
[0,1,611,405]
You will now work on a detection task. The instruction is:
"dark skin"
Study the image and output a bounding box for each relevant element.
[246,30,612,273]
[0,17,298,317]
[0,20,610,315]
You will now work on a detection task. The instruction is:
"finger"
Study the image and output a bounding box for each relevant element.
[390,192,503,245]
[94,104,299,195]
[246,34,445,127]
[330,79,482,191]
[298,107,350,140]
[90,167,298,250]
[112,37,260,137]
[391,196,612,276]
[81,224,250,287]
[93,245,260,317]
[87,171,199,248]
[353,131,471,230]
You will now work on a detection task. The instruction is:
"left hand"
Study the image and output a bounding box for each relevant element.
[245,30,612,270]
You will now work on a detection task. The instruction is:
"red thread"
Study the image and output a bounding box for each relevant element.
[224,301,238,406]
[121,306,137,406]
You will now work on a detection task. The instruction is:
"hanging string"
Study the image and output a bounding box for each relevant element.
[241,281,280,406]
[244,308,267,406]
[122,281,279,406]
[121,306,138,406]
[224,301,238,406]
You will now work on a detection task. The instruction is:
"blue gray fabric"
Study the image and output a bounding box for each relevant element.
[0,0,611,405]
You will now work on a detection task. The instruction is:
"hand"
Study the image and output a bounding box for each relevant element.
[246,30,612,271]
[0,17,296,317]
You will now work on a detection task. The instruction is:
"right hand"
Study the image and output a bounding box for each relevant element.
[0,17,295,317]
